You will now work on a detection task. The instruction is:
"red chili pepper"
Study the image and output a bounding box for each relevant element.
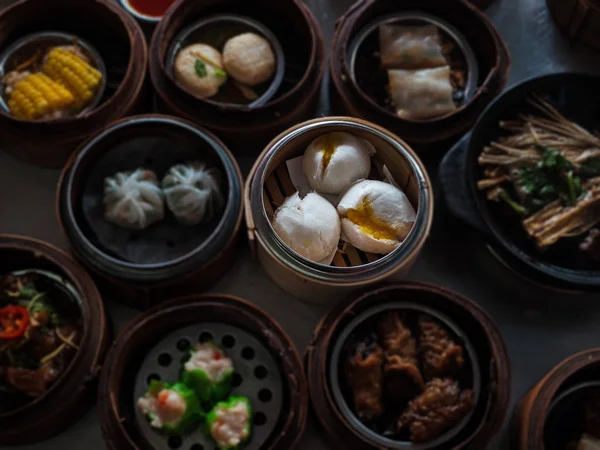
[213,351,222,360]
[0,305,30,339]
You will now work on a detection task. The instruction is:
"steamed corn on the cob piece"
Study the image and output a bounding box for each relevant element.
[43,47,102,108]
[7,73,74,120]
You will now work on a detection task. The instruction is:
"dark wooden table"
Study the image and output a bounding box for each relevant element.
[1,0,600,448]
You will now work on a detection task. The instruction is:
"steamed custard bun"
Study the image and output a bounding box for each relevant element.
[272,192,341,262]
[303,132,372,195]
[337,180,416,254]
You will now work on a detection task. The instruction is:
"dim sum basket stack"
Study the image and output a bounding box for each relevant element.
[98,293,308,450]
[0,235,110,445]
[546,0,600,50]
[513,349,600,449]
[329,0,510,151]
[0,0,148,168]
[56,115,244,309]
[305,282,511,449]
[149,0,325,154]
[244,117,434,303]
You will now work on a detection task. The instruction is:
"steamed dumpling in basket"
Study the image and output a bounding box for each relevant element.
[103,168,165,230]
[162,163,224,225]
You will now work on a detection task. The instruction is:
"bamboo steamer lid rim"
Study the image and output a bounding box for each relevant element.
[244,116,434,286]
[522,348,600,447]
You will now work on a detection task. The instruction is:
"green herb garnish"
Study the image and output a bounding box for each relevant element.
[514,146,584,211]
[194,59,207,78]
[214,67,227,79]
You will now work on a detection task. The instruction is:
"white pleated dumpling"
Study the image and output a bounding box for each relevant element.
[103,169,165,230]
[162,163,224,225]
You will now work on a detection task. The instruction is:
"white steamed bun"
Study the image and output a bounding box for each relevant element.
[337,180,416,254]
[302,132,372,195]
[272,192,341,262]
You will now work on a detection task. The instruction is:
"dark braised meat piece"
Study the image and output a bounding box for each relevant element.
[3,362,59,397]
[580,229,600,262]
[397,377,475,442]
[585,390,600,438]
[419,315,465,380]
[345,334,384,423]
[378,312,424,402]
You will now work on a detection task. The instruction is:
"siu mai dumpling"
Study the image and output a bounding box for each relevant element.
[379,24,447,69]
[388,66,456,120]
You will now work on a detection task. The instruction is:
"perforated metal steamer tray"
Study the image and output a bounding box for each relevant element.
[134,323,284,450]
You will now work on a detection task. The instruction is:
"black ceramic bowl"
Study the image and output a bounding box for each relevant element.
[347,11,479,123]
[165,14,285,108]
[329,301,481,449]
[58,115,243,283]
[544,381,600,449]
[0,31,107,119]
[440,73,600,292]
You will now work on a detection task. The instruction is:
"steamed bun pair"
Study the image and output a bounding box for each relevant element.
[272,132,416,262]
[103,163,223,230]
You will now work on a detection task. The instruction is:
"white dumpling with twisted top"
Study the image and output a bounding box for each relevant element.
[162,163,224,225]
[103,169,165,230]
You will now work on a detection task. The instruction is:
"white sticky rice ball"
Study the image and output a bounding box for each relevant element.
[337,180,416,254]
[272,191,341,262]
[302,132,372,195]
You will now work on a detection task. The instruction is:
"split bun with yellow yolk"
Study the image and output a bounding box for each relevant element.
[337,180,416,254]
[303,132,372,195]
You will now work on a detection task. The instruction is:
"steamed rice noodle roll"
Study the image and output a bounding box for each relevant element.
[222,32,276,86]
[162,163,224,225]
[337,180,416,254]
[205,396,253,450]
[174,44,227,99]
[181,343,234,402]
[103,169,164,230]
[136,381,201,435]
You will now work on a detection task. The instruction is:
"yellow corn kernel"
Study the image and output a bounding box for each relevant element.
[43,47,102,108]
[7,73,75,120]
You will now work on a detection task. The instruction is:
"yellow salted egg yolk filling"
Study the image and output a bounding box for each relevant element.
[345,197,397,241]
[317,134,342,172]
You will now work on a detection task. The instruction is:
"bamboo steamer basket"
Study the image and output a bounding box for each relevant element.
[245,117,434,303]
[0,0,148,169]
[305,282,511,449]
[56,115,244,310]
[0,234,110,445]
[546,0,600,49]
[98,294,308,450]
[149,0,325,155]
[513,349,600,449]
[329,0,510,151]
